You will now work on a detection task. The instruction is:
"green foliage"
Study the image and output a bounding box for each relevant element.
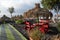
[4,21,6,24]
[8,7,14,18]
[35,19,39,23]
[20,15,23,19]
[57,23,60,31]
[9,7,14,14]
[41,0,60,11]
[15,20,23,24]
[57,22,60,27]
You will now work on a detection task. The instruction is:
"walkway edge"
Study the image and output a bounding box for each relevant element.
[8,24,27,40]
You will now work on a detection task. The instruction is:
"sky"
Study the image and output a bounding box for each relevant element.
[0,0,41,17]
[0,0,57,18]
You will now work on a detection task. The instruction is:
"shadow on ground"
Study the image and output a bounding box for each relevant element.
[47,27,59,35]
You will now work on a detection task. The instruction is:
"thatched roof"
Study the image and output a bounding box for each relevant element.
[23,3,53,18]
[34,8,53,17]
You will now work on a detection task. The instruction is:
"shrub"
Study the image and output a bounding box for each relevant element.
[35,19,39,23]
[57,22,60,27]
[15,20,23,24]
[57,23,60,31]
[28,27,44,40]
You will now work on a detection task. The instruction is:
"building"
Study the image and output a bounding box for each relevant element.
[23,3,53,19]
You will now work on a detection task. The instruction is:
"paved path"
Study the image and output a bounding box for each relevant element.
[0,24,27,40]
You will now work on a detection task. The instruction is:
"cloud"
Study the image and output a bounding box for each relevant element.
[0,0,40,8]
[0,0,40,17]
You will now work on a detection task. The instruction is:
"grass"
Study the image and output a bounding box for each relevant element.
[0,24,27,40]
[8,24,27,40]
[0,24,2,35]
[5,24,15,40]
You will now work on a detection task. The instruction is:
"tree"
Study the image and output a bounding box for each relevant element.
[8,7,14,18]
[41,0,60,19]
[20,15,23,19]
